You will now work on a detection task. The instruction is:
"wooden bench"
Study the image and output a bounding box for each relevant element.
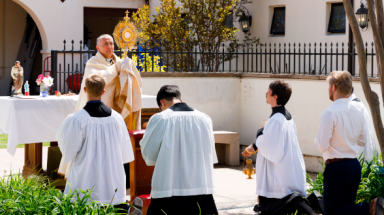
[213,131,240,166]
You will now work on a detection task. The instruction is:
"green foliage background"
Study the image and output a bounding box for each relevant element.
[132,0,259,72]
[0,172,127,214]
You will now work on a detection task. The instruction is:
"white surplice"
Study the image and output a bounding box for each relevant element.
[58,52,142,178]
[139,107,218,199]
[348,94,378,161]
[255,113,307,199]
[56,109,134,204]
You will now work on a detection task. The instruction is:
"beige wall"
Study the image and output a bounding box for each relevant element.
[141,77,241,133]
[238,0,378,76]
[239,78,382,157]
[142,75,382,172]
[13,0,146,51]
[12,0,145,83]
[246,0,374,44]
[0,0,27,94]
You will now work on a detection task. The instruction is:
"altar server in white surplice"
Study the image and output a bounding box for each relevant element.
[348,89,378,161]
[242,80,311,215]
[139,85,219,215]
[56,74,134,213]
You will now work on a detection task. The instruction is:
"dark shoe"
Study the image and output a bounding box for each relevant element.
[253,204,261,213]
[306,191,324,214]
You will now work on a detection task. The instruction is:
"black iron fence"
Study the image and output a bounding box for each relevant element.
[51,40,378,94]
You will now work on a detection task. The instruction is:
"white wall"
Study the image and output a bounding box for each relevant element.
[141,77,241,133]
[235,0,379,76]
[246,0,374,44]
[13,0,146,80]
[13,0,146,51]
[240,77,382,157]
[142,75,382,172]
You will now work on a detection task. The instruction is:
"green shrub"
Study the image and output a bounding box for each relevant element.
[0,171,129,214]
[306,154,384,203]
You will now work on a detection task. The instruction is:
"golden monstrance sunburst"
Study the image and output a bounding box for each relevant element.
[113,10,138,58]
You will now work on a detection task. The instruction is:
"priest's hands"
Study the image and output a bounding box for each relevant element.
[242,145,255,157]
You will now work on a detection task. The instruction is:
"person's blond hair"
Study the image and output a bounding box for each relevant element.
[85,73,106,98]
[326,71,353,96]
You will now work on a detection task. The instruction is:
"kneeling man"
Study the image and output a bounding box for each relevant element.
[315,71,383,215]
[140,85,219,215]
[56,73,134,212]
[243,80,308,215]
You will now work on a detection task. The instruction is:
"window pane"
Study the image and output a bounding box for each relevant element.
[270,7,285,35]
[225,13,233,29]
[328,3,346,33]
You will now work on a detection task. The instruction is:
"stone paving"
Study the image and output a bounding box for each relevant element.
[0,148,317,214]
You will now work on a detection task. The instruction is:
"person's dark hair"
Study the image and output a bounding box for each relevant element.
[156,85,181,107]
[269,80,292,106]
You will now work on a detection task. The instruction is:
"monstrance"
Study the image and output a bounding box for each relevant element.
[113,10,138,58]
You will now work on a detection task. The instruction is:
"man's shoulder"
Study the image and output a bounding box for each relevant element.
[110,110,125,122]
[270,112,288,124]
[70,109,93,123]
[73,109,89,118]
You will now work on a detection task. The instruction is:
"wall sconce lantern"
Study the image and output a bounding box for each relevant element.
[238,12,252,33]
[356,3,369,30]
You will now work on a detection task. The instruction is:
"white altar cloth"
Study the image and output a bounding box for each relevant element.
[0,95,158,156]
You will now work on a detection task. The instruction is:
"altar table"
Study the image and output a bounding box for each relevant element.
[0,95,159,176]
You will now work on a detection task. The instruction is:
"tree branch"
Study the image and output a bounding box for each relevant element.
[344,0,384,162]
[368,0,384,105]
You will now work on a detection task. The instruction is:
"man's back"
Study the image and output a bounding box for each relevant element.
[140,103,218,199]
[315,98,368,161]
[57,108,134,204]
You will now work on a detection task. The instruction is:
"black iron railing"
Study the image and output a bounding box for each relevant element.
[51,40,378,94]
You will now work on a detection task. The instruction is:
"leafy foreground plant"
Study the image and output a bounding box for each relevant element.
[306,154,384,203]
[0,171,129,214]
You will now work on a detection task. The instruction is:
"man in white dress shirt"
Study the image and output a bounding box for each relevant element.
[315,71,383,215]
[139,85,219,215]
[243,80,311,215]
[56,74,134,213]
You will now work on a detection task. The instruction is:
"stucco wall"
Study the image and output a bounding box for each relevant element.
[142,74,382,171]
[246,0,374,44]
[141,77,241,133]
[239,77,382,157]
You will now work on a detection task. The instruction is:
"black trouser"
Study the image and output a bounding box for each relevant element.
[124,163,130,188]
[147,194,218,215]
[259,192,314,215]
[323,159,370,215]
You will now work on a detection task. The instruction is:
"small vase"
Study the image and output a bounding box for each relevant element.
[40,84,48,97]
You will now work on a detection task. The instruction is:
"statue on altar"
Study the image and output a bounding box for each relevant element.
[11,61,24,95]
[58,11,142,178]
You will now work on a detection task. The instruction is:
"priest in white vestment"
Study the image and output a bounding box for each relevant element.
[56,74,134,212]
[348,89,378,161]
[58,34,142,178]
[243,80,310,215]
[139,85,219,215]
